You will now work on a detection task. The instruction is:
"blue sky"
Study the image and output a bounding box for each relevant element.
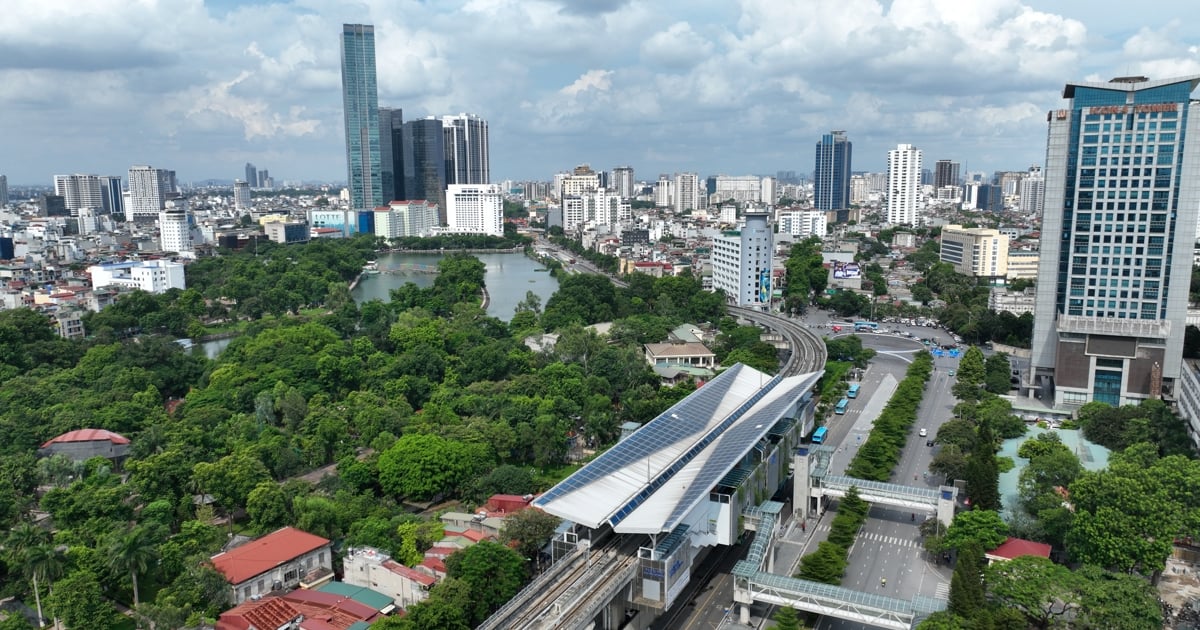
[1,0,1197,186]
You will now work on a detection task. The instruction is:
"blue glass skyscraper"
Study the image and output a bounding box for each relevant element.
[340,24,382,211]
[814,131,852,217]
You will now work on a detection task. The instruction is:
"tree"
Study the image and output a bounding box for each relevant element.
[797,541,848,585]
[107,526,158,607]
[772,605,802,630]
[444,541,527,624]
[947,543,985,619]
[1073,564,1162,630]
[378,433,490,501]
[915,611,970,630]
[5,523,63,628]
[985,555,1078,629]
[942,509,1008,552]
[964,419,1000,511]
[500,508,561,561]
[46,570,116,630]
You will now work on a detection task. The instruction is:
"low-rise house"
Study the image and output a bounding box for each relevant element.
[343,547,436,611]
[643,341,716,370]
[984,537,1053,565]
[211,527,334,604]
[38,428,130,463]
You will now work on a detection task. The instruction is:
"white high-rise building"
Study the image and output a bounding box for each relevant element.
[654,175,673,207]
[53,174,104,214]
[447,184,504,237]
[159,207,193,256]
[886,144,923,225]
[674,173,699,213]
[761,176,777,205]
[77,208,99,235]
[442,113,490,185]
[559,166,600,199]
[612,166,635,199]
[777,210,827,238]
[562,189,629,232]
[711,175,762,204]
[711,211,773,309]
[374,200,438,239]
[126,166,171,221]
[88,260,186,294]
[233,180,252,212]
[1019,165,1045,215]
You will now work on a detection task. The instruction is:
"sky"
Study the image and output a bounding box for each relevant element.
[2,0,1199,187]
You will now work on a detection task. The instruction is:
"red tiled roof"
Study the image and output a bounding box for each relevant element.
[382,560,437,587]
[424,545,458,559]
[211,527,331,585]
[216,597,300,630]
[418,556,446,575]
[987,537,1052,560]
[41,428,130,448]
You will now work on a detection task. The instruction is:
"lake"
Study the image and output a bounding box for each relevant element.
[351,251,560,321]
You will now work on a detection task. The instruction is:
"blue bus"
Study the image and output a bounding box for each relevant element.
[854,321,879,332]
[847,383,861,399]
[835,398,849,414]
[811,426,828,444]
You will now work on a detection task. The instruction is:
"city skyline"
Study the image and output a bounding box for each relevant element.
[1,0,1198,184]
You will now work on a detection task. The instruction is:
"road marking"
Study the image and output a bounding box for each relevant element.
[935,582,951,599]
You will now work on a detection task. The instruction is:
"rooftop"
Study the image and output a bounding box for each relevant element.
[41,428,129,448]
[210,527,330,585]
[987,537,1053,561]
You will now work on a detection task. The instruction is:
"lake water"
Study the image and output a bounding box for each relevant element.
[351,251,560,321]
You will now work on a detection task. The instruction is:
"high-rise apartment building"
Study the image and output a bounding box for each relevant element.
[0,175,7,207]
[1019,165,1045,215]
[1030,75,1200,407]
[814,131,852,216]
[886,144,923,225]
[340,23,383,211]
[53,174,104,213]
[402,117,447,221]
[159,207,193,256]
[99,176,123,216]
[244,163,258,188]
[374,200,438,239]
[127,166,172,221]
[558,164,600,199]
[379,107,405,203]
[612,166,635,199]
[933,160,960,189]
[674,172,699,213]
[233,180,251,212]
[654,174,673,207]
[711,211,773,309]
[447,184,504,237]
[939,224,1008,280]
[711,175,763,204]
[442,113,489,185]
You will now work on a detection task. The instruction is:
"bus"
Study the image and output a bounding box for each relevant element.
[835,398,849,415]
[811,426,828,444]
[854,321,879,332]
[847,383,861,399]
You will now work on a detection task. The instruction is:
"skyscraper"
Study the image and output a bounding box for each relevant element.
[244,163,258,188]
[711,211,773,309]
[402,117,447,221]
[442,113,489,185]
[233,180,251,212]
[886,144,923,225]
[257,170,271,190]
[814,131,852,218]
[99,176,123,216]
[1030,75,1200,407]
[379,107,405,203]
[53,174,104,213]
[340,23,382,211]
[674,172,699,213]
[0,175,7,207]
[933,160,960,189]
[127,166,172,221]
[1019,165,1045,215]
[612,166,635,199]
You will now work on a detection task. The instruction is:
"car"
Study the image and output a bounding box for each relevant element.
[948,370,956,377]
[919,428,928,437]
[926,439,935,447]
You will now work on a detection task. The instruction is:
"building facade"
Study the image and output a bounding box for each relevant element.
[674,172,699,213]
[886,144,923,225]
[814,131,852,215]
[340,24,383,211]
[379,107,404,204]
[126,166,171,221]
[88,260,186,293]
[98,175,122,216]
[374,200,438,240]
[711,175,762,205]
[612,166,635,199]
[402,117,446,220]
[53,174,103,213]
[446,184,504,237]
[710,211,773,309]
[939,224,1008,280]
[0,175,7,207]
[1019,165,1045,215]
[933,160,960,189]
[211,527,333,605]
[776,209,827,238]
[442,113,489,185]
[158,208,192,255]
[1030,75,1200,407]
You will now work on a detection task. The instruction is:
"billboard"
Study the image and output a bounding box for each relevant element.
[832,261,862,279]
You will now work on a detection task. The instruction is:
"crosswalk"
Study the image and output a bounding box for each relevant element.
[808,523,924,550]
[935,582,951,599]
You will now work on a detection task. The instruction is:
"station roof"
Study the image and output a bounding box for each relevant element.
[534,364,822,534]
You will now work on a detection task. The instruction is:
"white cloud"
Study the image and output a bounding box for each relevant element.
[641,22,713,69]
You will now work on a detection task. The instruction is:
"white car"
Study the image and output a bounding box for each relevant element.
[919,428,928,437]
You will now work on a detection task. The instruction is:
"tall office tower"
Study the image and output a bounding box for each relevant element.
[674,172,698,213]
[711,211,773,309]
[233,180,251,212]
[127,166,171,221]
[38,195,67,217]
[1019,165,1045,215]
[53,174,104,213]
[442,113,489,185]
[244,163,258,188]
[158,207,192,255]
[934,160,960,189]
[0,175,7,207]
[402,117,447,221]
[920,168,933,185]
[612,166,635,199]
[340,23,382,211]
[1030,75,1200,407]
[886,144,923,225]
[379,107,405,202]
[814,131,852,218]
[98,176,122,216]
[257,170,271,190]
[447,184,504,236]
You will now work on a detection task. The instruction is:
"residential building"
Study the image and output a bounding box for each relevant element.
[1007,251,1040,280]
[0,174,7,207]
[1030,75,1200,407]
[1019,165,1045,215]
[562,189,628,232]
[343,547,435,611]
[939,224,1008,281]
[126,166,171,221]
[989,287,1036,316]
[559,164,600,199]
[401,117,446,219]
[777,209,827,238]
[814,131,852,218]
[216,589,382,630]
[612,166,635,199]
[233,180,251,212]
[265,220,310,244]
[446,184,503,236]
[886,144,923,225]
[1177,360,1200,451]
[374,200,438,240]
[654,174,673,207]
[934,160,960,189]
[643,342,716,370]
[98,175,122,216]
[379,107,404,203]
[711,211,773,309]
[244,162,258,188]
[340,23,383,211]
[88,260,185,293]
[711,175,762,204]
[211,527,334,605]
[761,176,776,206]
[37,194,67,217]
[53,174,103,213]
[158,208,192,255]
[674,172,699,213]
[442,113,489,185]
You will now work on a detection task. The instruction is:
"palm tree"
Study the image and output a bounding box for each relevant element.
[107,527,157,607]
[24,543,66,628]
[5,522,59,628]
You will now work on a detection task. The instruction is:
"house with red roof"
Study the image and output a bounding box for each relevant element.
[985,537,1053,565]
[215,588,381,630]
[343,547,437,611]
[210,527,334,604]
[38,428,130,463]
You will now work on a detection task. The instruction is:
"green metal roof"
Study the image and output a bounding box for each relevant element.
[316,581,394,611]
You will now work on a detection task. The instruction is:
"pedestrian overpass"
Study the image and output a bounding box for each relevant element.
[731,499,947,629]
[795,446,958,526]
